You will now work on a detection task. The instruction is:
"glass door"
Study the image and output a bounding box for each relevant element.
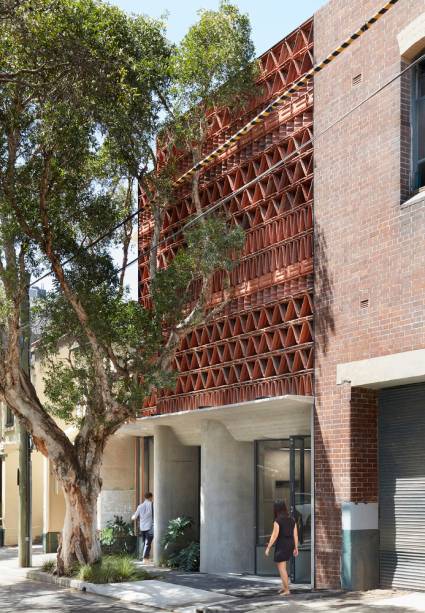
[256,439,290,575]
[289,436,311,584]
[255,436,311,583]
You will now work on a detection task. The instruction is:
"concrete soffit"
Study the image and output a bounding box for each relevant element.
[336,348,425,389]
[397,12,425,60]
[119,395,313,446]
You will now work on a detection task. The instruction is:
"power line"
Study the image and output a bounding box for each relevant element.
[29,196,140,288]
[30,0,405,289]
[114,53,424,282]
[32,54,423,289]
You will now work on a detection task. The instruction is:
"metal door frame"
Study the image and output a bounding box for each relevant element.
[254,435,311,582]
[289,435,311,583]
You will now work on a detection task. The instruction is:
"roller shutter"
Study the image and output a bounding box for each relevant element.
[379,384,425,590]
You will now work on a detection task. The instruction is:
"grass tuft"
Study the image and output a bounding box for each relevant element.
[41,559,56,574]
[75,555,152,584]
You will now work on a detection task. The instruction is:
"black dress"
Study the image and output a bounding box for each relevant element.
[274,516,295,562]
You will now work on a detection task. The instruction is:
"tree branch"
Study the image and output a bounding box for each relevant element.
[0,62,69,84]
[0,287,77,471]
[119,177,134,294]
[35,156,124,423]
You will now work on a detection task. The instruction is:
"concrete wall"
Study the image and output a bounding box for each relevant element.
[153,426,199,563]
[97,436,136,528]
[314,0,425,588]
[200,421,255,574]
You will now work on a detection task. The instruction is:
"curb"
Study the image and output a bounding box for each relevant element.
[25,570,169,610]
[27,569,84,590]
[26,569,345,613]
[188,590,346,613]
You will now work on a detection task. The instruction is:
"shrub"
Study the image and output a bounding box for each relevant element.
[75,555,152,584]
[41,559,55,574]
[100,516,136,554]
[161,516,193,551]
[168,541,200,572]
[161,516,200,572]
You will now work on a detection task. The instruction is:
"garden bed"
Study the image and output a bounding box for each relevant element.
[41,555,154,584]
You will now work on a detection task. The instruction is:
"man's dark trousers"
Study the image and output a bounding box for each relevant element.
[140,530,153,559]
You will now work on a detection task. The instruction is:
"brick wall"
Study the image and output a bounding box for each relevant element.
[314,0,425,588]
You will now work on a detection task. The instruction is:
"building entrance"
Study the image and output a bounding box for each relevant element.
[255,436,311,583]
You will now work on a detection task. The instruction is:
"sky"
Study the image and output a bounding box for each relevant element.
[35,1,326,298]
[110,0,326,54]
[115,0,326,297]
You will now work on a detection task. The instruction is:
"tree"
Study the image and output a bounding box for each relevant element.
[0,0,256,573]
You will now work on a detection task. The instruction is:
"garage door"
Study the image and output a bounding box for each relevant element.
[379,384,425,590]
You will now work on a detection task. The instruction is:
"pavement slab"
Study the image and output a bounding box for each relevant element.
[2,546,425,613]
[0,546,168,613]
[27,569,238,610]
[0,581,164,613]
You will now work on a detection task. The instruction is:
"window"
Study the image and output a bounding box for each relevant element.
[5,406,14,428]
[413,58,425,190]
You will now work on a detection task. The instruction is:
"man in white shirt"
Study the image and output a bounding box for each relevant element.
[132,492,154,563]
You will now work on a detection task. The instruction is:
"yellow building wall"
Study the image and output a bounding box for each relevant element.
[1,345,137,550]
[2,439,44,547]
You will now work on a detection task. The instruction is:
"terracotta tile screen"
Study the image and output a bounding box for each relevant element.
[139,19,314,415]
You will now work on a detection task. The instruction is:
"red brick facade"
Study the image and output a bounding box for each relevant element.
[314,0,425,588]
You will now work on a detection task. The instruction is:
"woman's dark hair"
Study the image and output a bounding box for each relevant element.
[274,500,289,519]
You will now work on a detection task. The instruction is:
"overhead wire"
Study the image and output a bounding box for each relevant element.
[115,53,425,282]
[29,0,404,289]
[173,0,400,185]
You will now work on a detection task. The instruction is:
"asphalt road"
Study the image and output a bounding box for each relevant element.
[0,546,165,613]
[0,579,167,613]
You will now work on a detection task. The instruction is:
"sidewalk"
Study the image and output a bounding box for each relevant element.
[1,546,425,612]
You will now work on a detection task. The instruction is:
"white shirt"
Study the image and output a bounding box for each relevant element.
[132,500,153,531]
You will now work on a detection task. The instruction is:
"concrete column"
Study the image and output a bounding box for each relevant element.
[153,426,199,563]
[200,420,254,574]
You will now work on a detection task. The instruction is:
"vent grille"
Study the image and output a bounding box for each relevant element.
[352,73,362,86]
[360,298,369,309]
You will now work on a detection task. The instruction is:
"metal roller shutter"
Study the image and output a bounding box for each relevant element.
[379,384,425,590]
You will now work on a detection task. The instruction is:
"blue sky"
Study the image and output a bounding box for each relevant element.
[38,2,327,296]
[110,1,326,55]
[37,1,327,296]
[109,1,327,298]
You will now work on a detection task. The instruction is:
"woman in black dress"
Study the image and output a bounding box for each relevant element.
[265,501,298,595]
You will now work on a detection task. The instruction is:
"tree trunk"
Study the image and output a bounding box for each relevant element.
[56,473,102,575]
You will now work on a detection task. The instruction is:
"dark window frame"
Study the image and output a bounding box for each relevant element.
[412,56,425,190]
[5,406,14,428]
